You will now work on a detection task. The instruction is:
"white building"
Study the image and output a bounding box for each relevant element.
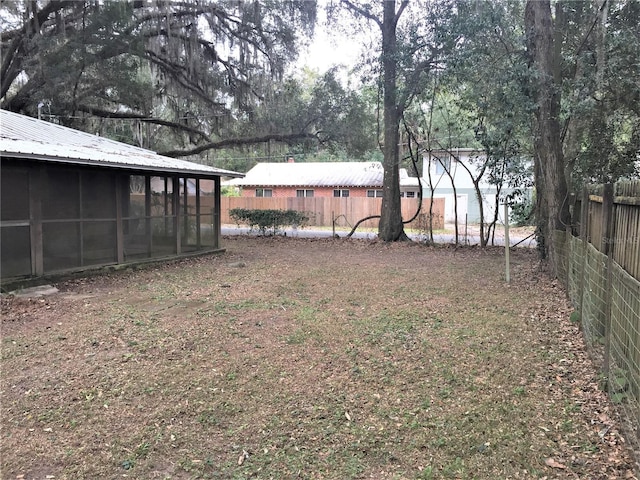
[422,148,532,225]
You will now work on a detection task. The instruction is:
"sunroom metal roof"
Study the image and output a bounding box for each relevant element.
[0,109,243,178]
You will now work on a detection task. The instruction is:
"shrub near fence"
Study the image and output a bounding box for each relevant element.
[220,196,445,231]
[557,180,640,462]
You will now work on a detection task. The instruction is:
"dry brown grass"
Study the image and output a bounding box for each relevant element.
[1,236,637,479]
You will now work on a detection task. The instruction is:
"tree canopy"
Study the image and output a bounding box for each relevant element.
[1,0,326,157]
[2,0,638,253]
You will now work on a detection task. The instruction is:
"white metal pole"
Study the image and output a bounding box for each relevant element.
[504,203,510,284]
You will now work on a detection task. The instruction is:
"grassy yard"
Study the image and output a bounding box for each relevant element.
[1,237,636,479]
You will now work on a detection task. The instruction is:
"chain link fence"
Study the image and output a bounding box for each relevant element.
[561,233,639,466]
[610,263,640,430]
[555,181,640,468]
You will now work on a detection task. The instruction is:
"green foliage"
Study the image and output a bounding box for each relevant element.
[559,0,640,188]
[609,368,629,394]
[241,70,379,160]
[221,186,240,197]
[609,369,629,404]
[569,311,581,324]
[229,208,309,235]
[509,190,535,226]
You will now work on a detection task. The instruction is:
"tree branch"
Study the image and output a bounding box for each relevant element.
[1,1,77,98]
[398,53,439,111]
[1,0,75,42]
[395,0,410,27]
[159,132,319,157]
[340,0,382,30]
[76,105,212,142]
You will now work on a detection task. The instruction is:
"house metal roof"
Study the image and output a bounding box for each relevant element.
[399,169,422,187]
[226,161,421,189]
[227,162,385,187]
[0,109,243,178]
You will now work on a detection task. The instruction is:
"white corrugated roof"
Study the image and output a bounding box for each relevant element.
[226,162,422,188]
[227,162,385,187]
[399,168,423,187]
[0,109,243,177]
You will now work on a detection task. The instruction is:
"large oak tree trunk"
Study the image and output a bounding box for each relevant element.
[378,0,409,242]
[525,0,570,276]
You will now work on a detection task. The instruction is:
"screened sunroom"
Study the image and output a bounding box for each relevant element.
[0,110,242,283]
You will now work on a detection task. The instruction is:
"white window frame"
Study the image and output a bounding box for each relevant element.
[434,155,451,175]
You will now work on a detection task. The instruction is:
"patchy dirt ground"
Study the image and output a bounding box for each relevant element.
[1,236,638,479]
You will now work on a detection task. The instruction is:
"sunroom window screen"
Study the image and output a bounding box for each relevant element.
[43,169,80,219]
[0,169,31,277]
[1,168,29,221]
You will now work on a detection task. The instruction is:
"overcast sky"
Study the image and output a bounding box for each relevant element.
[301,22,363,73]
[293,7,380,89]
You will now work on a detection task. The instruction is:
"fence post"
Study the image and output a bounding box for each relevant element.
[601,183,615,379]
[577,187,590,314]
[332,211,335,238]
[564,193,576,296]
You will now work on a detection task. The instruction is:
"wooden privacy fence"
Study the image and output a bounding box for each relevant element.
[220,197,445,231]
[556,180,640,450]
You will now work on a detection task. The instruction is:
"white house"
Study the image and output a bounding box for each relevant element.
[422,148,532,225]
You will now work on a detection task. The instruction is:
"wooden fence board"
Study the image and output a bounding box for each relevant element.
[592,200,604,250]
[220,197,445,230]
[611,182,640,280]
